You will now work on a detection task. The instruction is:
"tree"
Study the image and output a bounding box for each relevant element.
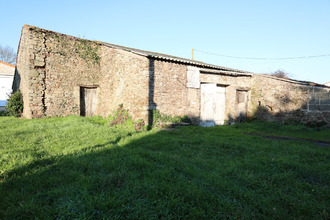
[5,91,23,117]
[0,44,17,65]
[271,70,290,79]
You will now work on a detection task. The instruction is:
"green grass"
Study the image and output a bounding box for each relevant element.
[0,116,329,219]
[234,120,330,141]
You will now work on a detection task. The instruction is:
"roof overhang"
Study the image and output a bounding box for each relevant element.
[199,68,253,77]
[102,42,251,74]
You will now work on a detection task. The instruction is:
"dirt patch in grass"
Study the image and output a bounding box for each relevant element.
[246,132,330,147]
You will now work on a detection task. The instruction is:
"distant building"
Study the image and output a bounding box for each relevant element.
[0,61,15,109]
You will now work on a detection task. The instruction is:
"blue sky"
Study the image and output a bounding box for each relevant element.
[1,0,329,84]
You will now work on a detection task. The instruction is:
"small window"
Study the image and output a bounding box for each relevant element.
[237,92,245,103]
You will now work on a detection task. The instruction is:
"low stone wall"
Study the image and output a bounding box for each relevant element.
[251,74,330,126]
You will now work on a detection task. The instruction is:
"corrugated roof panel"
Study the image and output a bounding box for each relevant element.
[102,42,250,73]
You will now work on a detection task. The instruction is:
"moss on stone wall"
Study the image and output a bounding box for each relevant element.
[33,29,101,65]
[74,39,100,64]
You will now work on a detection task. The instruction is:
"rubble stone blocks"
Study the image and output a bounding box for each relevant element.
[13,25,330,126]
[252,75,330,126]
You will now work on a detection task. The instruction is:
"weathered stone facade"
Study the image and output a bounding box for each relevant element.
[15,26,101,118]
[200,71,252,123]
[15,25,150,122]
[100,47,149,120]
[251,75,330,125]
[152,60,196,118]
[14,25,330,126]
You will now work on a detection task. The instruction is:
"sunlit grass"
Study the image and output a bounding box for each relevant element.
[0,116,329,219]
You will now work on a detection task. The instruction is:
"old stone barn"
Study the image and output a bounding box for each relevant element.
[14,25,330,126]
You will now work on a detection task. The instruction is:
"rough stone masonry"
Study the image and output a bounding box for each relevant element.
[14,25,330,126]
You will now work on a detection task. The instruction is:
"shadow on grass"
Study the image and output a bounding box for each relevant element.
[0,126,329,219]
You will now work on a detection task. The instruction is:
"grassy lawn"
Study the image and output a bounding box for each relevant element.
[234,120,330,142]
[0,116,329,219]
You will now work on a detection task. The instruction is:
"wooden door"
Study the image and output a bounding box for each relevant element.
[237,90,248,122]
[80,87,97,116]
[200,83,216,127]
[214,86,226,125]
[200,84,226,127]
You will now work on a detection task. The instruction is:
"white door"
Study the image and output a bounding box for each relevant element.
[214,86,226,125]
[200,84,226,127]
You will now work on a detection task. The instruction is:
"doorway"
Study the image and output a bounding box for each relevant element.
[200,83,226,127]
[80,87,97,116]
[236,90,248,122]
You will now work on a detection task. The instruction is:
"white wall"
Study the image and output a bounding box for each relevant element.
[0,75,14,104]
[0,62,15,106]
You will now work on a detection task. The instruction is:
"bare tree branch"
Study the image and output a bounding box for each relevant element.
[0,45,17,65]
[271,70,290,79]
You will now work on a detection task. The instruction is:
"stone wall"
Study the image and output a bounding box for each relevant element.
[43,30,102,117]
[15,25,102,118]
[100,47,149,121]
[15,26,37,117]
[15,25,329,126]
[251,74,330,125]
[152,60,200,122]
[200,72,252,123]
[15,25,149,122]
[151,63,253,124]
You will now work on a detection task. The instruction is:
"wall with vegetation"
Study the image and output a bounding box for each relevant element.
[15,25,329,126]
[15,25,149,121]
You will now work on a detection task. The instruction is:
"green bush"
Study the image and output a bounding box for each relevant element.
[108,104,132,127]
[151,109,191,128]
[5,91,23,117]
[0,111,8,116]
[108,104,145,131]
[108,107,191,131]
